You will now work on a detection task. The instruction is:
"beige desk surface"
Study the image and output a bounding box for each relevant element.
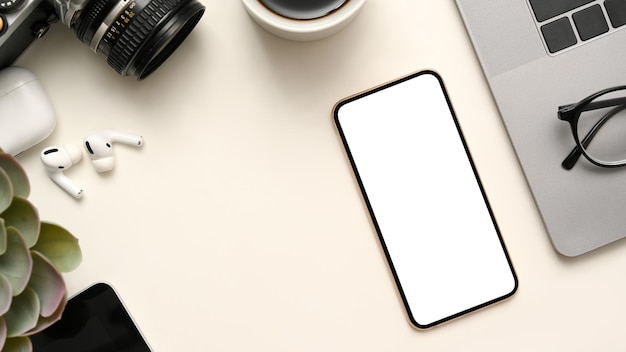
[12,1,626,350]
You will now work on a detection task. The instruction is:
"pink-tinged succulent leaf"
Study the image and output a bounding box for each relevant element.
[2,336,32,352]
[0,219,7,256]
[0,228,33,296]
[0,153,30,199]
[0,317,7,350]
[24,291,66,336]
[0,168,13,214]
[31,223,81,273]
[4,287,40,337]
[27,251,66,317]
[0,197,40,248]
[0,274,13,315]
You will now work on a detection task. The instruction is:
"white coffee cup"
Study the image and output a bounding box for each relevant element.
[241,0,367,41]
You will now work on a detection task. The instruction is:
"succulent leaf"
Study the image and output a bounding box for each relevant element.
[27,251,66,318]
[23,292,65,336]
[0,168,13,214]
[0,198,40,249]
[2,336,32,352]
[0,219,7,256]
[4,287,40,337]
[0,153,30,199]
[0,151,81,343]
[32,223,82,273]
[0,228,33,296]
[0,274,13,316]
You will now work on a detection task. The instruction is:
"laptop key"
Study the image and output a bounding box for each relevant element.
[541,17,578,53]
[605,0,626,28]
[529,0,594,22]
[572,4,609,40]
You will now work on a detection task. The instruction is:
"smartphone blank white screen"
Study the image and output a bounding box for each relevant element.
[334,71,517,328]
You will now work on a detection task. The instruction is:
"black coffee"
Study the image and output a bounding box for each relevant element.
[259,0,348,20]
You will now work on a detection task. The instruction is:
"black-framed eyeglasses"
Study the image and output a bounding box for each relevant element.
[558,86,626,170]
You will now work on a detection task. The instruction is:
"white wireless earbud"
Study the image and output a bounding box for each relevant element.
[83,130,143,172]
[41,145,84,199]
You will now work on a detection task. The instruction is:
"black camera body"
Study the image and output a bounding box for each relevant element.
[0,0,205,80]
[0,0,57,69]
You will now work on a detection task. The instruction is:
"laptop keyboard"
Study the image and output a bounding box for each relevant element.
[527,0,626,54]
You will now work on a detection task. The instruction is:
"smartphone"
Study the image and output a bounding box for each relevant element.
[31,282,152,351]
[334,70,517,329]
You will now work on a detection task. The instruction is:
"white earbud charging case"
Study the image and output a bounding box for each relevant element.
[0,67,56,156]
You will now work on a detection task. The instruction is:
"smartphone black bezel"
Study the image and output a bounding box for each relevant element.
[333,70,518,329]
[31,282,153,351]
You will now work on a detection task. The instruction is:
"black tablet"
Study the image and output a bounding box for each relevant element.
[31,282,152,352]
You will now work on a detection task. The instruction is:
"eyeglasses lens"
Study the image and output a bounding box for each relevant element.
[577,89,626,166]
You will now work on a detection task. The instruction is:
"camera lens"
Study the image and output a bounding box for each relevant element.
[71,0,204,80]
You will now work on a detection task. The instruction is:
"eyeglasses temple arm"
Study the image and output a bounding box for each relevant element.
[562,146,582,170]
[560,96,626,112]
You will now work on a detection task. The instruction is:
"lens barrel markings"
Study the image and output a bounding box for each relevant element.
[74,0,113,44]
[107,0,177,74]
[95,0,137,55]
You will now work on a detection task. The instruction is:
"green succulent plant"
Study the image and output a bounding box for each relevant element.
[0,150,82,352]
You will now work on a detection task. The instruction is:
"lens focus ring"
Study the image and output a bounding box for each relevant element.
[107,0,179,75]
[74,0,114,43]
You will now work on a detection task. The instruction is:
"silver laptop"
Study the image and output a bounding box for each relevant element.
[455,0,626,256]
